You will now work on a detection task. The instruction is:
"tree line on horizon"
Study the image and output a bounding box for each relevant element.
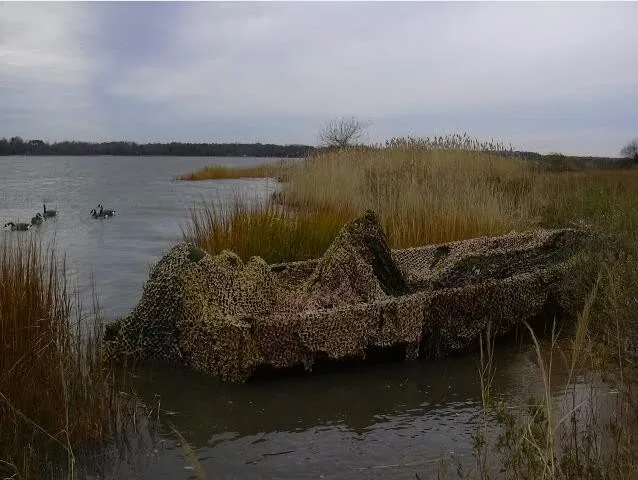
[0,136,316,157]
[2,123,636,164]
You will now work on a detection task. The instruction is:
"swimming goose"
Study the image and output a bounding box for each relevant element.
[31,213,43,225]
[43,204,57,218]
[97,204,116,218]
[4,222,31,231]
[91,208,116,219]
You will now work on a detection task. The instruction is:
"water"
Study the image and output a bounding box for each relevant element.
[0,155,610,479]
[0,155,278,319]
[108,347,610,480]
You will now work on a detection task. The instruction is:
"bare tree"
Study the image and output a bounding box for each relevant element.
[620,138,638,162]
[318,117,369,148]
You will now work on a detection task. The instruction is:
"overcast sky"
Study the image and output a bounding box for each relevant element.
[1,1,636,156]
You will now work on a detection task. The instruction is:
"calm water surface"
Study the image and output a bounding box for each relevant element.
[0,155,277,319]
[0,156,609,479]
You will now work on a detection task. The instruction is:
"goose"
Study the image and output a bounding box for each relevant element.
[97,204,116,218]
[4,222,31,231]
[43,204,57,219]
[31,213,43,225]
[91,208,116,219]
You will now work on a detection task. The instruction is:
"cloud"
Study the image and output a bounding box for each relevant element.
[1,2,636,155]
[109,3,637,114]
[0,2,105,140]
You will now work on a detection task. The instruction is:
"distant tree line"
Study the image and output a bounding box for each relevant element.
[0,136,315,157]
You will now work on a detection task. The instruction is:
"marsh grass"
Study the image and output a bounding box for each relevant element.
[281,146,541,248]
[464,295,638,480]
[177,161,289,181]
[0,237,134,478]
[538,169,638,372]
[183,145,543,262]
[183,199,352,264]
[182,143,638,283]
[460,165,638,479]
[383,132,512,152]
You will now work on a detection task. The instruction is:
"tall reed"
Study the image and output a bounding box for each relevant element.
[464,166,638,479]
[183,199,352,264]
[0,237,127,478]
[467,301,638,479]
[282,145,539,248]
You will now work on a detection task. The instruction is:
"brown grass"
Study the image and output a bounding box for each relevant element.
[177,162,288,181]
[0,237,129,478]
[183,146,543,262]
[182,144,638,267]
[281,147,540,248]
[466,292,638,480]
[183,200,353,264]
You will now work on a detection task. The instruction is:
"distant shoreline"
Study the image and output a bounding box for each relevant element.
[0,138,629,166]
[0,138,315,158]
[0,153,304,158]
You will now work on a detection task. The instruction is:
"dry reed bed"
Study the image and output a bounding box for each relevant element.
[184,147,546,260]
[468,314,638,480]
[0,238,130,478]
[281,147,542,247]
[177,162,288,181]
[184,148,638,261]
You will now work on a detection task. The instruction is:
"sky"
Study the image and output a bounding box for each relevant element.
[0,1,636,156]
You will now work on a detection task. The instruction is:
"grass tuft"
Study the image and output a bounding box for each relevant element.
[0,237,131,478]
[177,162,289,181]
[183,199,352,264]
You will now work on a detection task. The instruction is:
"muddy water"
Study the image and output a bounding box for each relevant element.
[0,155,611,479]
[107,344,610,480]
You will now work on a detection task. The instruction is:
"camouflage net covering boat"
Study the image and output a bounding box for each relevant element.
[103,210,596,383]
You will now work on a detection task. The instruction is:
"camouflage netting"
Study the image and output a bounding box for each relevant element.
[103,210,596,382]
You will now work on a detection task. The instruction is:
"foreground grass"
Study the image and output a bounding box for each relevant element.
[464,308,638,480]
[0,238,132,478]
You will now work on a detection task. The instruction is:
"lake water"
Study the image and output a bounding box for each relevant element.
[0,155,278,319]
[0,155,609,479]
